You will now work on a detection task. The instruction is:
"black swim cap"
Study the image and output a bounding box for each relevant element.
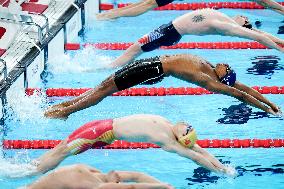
[243,23,253,29]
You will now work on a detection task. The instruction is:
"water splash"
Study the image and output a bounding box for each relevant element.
[47,46,114,73]
[224,164,238,178]
[4,90,48,125]
[0,149,36,178]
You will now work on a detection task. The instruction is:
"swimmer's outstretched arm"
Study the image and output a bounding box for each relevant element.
[253,0,284,15]
[97,183,174,189]
[252,28,284,45]
[233,81,281,114]
[112,171,161,183]
[191,144,227,172]
[161,141,226,174]
[197,73,277,115]
[213,21,284,52]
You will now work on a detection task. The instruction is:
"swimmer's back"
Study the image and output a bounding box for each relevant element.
[173,8,234,35]
[27,165,102,189]
[113,114,174,142]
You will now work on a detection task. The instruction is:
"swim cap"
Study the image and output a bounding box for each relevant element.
[220,70,237,86]
[178,129,198,148]
[243,23,252,29]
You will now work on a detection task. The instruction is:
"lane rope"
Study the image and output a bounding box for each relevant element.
[26,86,284,97]
[100,2,284,10]
[3,139,284,149]
[65,42,279,50]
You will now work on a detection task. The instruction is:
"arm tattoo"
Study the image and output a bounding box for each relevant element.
[192,15,205,23]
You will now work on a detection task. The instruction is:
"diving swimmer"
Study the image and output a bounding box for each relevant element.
[107,9,284,68]
[44,54,281,119]
[29,114,236,176]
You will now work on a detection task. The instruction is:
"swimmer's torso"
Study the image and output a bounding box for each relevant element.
[113,114,176,145]
[173,9,237,35]
[160,54,219,85]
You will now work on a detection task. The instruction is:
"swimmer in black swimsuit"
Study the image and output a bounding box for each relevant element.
[96,0,175,20]
[44,54,282,119]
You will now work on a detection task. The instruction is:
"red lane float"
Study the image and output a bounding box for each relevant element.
[100,2,284,10]
[65,42,274,51]
[3,139,284,149]
[26,86,284,97]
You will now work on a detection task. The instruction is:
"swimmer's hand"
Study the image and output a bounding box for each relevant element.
[107,171,121,183]
[224,165,238,178]
[165,184,175,189]
[267,107,283,117]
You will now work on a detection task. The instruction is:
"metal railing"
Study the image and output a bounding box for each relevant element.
[0,12,49,44]
[0,58,7,79]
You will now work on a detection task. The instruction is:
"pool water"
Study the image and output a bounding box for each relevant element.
[1,0,284,188]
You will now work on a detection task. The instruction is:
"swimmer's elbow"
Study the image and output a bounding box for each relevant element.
[161,144,176,153]
[253,35,265,43]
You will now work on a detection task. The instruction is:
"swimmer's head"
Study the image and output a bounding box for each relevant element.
[215,63,237,86]
[174,122,197,148]
[233,15,252,29]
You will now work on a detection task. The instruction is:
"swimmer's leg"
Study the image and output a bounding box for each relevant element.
[113,0,158,18]
[44,75,118,119]
[97,0,157,20]
[36,120,107,173]
[109,42,143,68]
[97,1,145,19]
[35,139,70,174]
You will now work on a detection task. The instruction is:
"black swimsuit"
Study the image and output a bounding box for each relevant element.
[114,56,164,91]
[155,0,175,7]
[138,22,182,52]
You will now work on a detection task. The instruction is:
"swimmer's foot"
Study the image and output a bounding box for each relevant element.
[49,101,70,110]
[96,13,117,21]
[44,108,69,120]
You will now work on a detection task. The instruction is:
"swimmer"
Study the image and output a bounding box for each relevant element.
[44,54,281,119]
[105,9,284,68]
[31,114,235,176]
[96,0,284,20]
[249,0,284,15]
[96,0,173,20]
[23,164,173,189]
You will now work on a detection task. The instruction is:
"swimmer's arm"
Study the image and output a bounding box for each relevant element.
[252,28,284,45]
[233,81,281,113]
[161,141,224,174]
[97,183,173,189]
[212,21,284,52]
[197,73,271,114]
[112,171,161,183]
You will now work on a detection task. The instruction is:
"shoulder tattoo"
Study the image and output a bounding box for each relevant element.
[192,15,205,23]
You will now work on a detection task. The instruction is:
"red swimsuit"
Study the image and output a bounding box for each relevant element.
[66,119,115,155]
